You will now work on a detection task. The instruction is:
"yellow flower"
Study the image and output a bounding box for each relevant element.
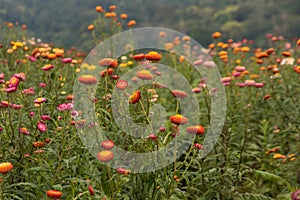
[119,63,127,68]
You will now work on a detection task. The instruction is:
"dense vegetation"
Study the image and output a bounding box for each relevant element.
[0,1,300,200]
[0,0,299,51]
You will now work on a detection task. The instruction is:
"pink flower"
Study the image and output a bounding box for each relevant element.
[39,83,47,87]
[41,115,51,121]
[57,103,73,111]
[29,112,35,117]
[37,121,47,132]
[148,133,158,141]
[34,97,47,104]
[116,167,126,174]
[62,58,72,63]
[19,127,29,135]
[22,88,34,95]
[255,83,265,88]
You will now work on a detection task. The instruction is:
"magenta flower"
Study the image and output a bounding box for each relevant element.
[41,64,54,71]
[37,121,47,132]
[6,87,17,93]
[292,190,300,200]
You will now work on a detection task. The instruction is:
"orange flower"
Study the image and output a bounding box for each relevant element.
[105,12,117,18]
[47,53,57,60]
[186,125,205,135]
[109,5,116,11]
[281,51,291,57]
[0,162,13,174]
[170,114,188,125]
[87,24,95,31]
[212,32,222,39]
[127,20,136,27]
[256,59,264,64]
[95,5,104,13]
[208,43,215,49]
[33,141,45,148]
[21,24,27,30]
[46,190,63,199]
[266,48,275,55]
[255,52,268,59]
[66,94,74,100]
[273,153,286,159]
[120,13,128,19]
[136,70,153,80]
[129,90,141,104]
[159,31,167,37]
[241,46,250,52]
[97,150,114,162]
[294,66,300,74]
[99,58,118,68]
[78,75,97,85]
[172,90,187,98]
[145,51,162,62]
[297,38,300,46]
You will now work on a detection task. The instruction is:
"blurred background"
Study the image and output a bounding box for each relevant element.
[1,0,299,51]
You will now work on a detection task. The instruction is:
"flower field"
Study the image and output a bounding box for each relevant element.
[0,4,300,200]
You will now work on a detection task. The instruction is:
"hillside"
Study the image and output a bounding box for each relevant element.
[0,0,299,51]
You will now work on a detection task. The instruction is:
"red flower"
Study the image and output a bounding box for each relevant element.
[263,94,271,100]
[101,140,115,150]
[170,114,188,125]
[186,125,205,135]
[100,68,114,77]
[46,190,63,199]
[0,162,13,174]
[116,80,128,90]
[99,58,118,68]
[194,143,203,150]
[97,150,114,162]
[37,121,47,132]
[88,185,95,196]
[171,90,187,98]
[129,90,141,104]
[133,54,145,61]
[136,70,154,80]
[78,75,97,85]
